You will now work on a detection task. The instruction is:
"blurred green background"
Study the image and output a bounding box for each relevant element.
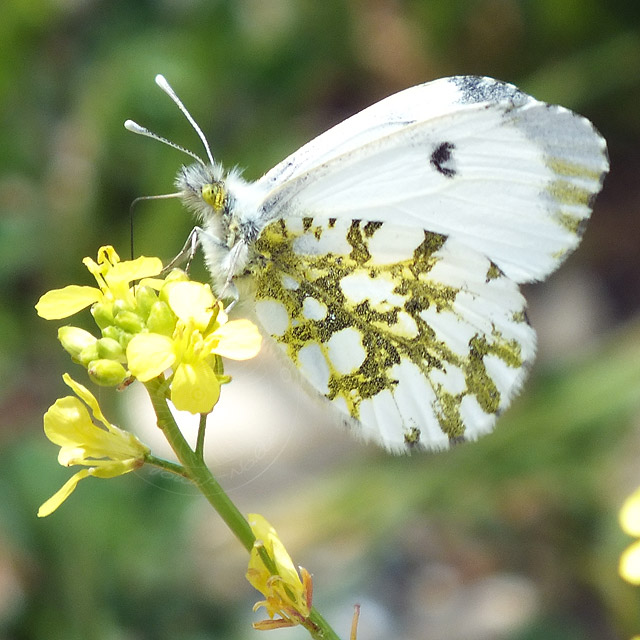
[2,1,640,638]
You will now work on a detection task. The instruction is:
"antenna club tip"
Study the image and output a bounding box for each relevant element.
[124,120,144,133]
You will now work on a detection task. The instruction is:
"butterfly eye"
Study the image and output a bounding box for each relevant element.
[201,182,226,211]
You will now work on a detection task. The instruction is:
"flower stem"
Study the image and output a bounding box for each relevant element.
[195,413,207,459]
[144,377,254,551]
[143,376,343,640]
[145,454,190,479]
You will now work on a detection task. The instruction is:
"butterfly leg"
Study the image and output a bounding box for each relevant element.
[213,240,247,312]
[163,225,205,273]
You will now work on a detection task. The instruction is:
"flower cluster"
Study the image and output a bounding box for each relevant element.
[246,513,313,630]
[36,246,262,414]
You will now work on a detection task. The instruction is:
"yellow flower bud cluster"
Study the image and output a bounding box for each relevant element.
[37,246,262,413]
[36,246,170,386]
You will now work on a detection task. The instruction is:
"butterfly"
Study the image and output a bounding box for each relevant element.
[126,74,608,453]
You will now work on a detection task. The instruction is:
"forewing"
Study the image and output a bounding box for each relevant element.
[257,76,608,284]
[251,217,536,453]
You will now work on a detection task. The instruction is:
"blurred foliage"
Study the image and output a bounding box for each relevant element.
[2,0,640,638]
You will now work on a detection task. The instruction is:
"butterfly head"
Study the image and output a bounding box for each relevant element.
[125,75,238,224]
[174,161,231,223]
[202,181,227,212]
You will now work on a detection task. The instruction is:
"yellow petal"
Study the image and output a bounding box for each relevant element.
[167,281,215,330]
[37,469,91,517]
[106,256,163,287]
[44,396,95,448]
[171,361,220,414]
[35,285,101,319]
[62,374,111,430]
[45,385,149,461]
[44,398,124,459]
[210,320,262,360]
[251,514,300,587]
[620,540,640,584]
[127,333,176,381]
[138,277,167,291]
[620,487,640,536]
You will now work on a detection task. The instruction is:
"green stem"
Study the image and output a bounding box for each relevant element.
[145,454,190,479]
[195,413,207,459]
[144,377,254,551]
[143,377,342,640]
[308,608,342,639]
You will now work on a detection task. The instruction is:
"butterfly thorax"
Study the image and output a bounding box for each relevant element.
[176,162,271,294]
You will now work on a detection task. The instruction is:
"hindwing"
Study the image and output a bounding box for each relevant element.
[251,217,536,452]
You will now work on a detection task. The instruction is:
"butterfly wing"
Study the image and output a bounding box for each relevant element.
[257,76,608,284]
[251,217,536,452]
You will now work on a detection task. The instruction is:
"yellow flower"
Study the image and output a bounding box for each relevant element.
[36,245,261,409]
[246,513,312,630]
[35,245,163,320]
[38,374,150,517]
[127,281,262,414]
[620,487,640,584]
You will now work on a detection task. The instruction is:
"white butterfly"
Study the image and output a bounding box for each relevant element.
[126,74,608,453]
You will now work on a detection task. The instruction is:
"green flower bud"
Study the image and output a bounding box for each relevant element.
[102,325,123,342]
[58,326,97,360]
[135,285,159,319]
[102,325,135,350]
[146,301,176,336]
[78,342,100,367]
[117,331,134,349]
[87,359,128,387]
[114,310,144,334]
[97,337,126,361]
[92,302,115,330]
[113,299,134,316]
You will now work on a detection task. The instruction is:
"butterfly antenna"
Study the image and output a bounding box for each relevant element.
[154,74,215,166]
[124,119,206,167]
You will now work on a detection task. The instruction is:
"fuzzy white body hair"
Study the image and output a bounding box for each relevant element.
[175,162,269,295]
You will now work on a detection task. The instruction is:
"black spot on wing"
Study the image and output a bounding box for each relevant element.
[430,141,457,178]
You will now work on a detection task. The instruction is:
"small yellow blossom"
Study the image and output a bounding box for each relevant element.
[246,513,312,630]
[127,281,262,414]
[620,487,640,537]
[36,246,163,320]
[38,374,150,517]
[620,487,640,584]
